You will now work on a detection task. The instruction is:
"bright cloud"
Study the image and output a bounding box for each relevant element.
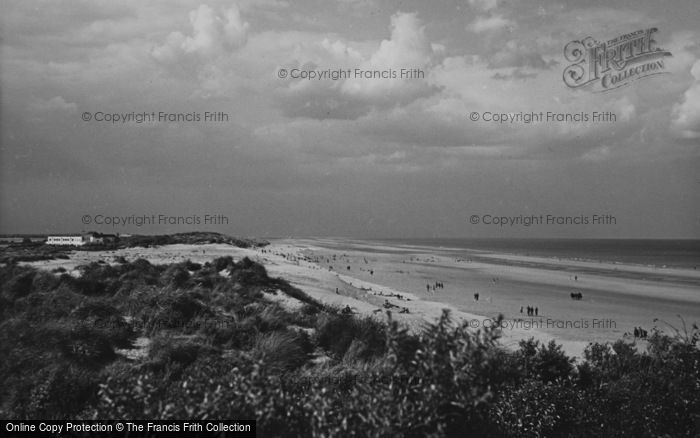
[152,4,249,63]
[671,59,700,139]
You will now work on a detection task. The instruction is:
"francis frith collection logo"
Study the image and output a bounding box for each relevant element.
[563,28,672,92]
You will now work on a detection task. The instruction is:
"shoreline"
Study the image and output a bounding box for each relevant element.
[272,238,700,357]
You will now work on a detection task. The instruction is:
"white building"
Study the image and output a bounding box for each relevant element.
[46,232,118,246]
[84,232,103,244]
[47,235,85,246]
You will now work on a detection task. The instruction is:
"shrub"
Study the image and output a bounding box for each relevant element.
[146,335,206,373]
[230,257,270,286]
[197,315,253,349]
[315,312,387,361]
[2,269,36,301]
[118,259,162,285]
[213,256,234,272]
[160,264,190,289]
[256,305,291,332]
[183,260,202,271]
[137,291,210,334]
[251,331,311,372]
[62,323,118,366]
[490,379,596,437]
[72,301,135,349]
[518,338,575,382]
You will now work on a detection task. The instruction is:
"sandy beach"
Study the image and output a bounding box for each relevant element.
[24,238,700,359]
[263,238,700,358]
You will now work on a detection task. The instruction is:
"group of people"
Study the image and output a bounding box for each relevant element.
[426,281,444,293]
[382,299,410,314]
[633,327,648,338]
[570,292,583,300]
[375,290,410,301]
[521,306,539,316]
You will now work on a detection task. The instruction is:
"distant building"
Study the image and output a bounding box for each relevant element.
[47,235,85,246]
[91,232,119,244]
[47,232,119,246]
[84,232,104,244]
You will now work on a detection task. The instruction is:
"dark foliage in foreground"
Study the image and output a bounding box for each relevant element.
[0,258,698,437]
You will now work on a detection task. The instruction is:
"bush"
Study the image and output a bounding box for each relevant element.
[251,331,311,372]
[72,301,135,349]
[229,257,270,286]
[183,260,202,271]
[255,305,291,332]
[197,315,255,349]
[213,256,234,272]
[137,291,210,334]
[315,312,387,360]
[490,379,596,437]
[146,335,208,374]
[2,269,36,301]
[160,264,190,289]
[518,338,575,382]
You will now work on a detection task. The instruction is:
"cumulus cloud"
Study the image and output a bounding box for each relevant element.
[279,12,440,120]
[341,12,437,100]
[151,4,249,63]
[671,59,700,139]
[368,12,432,68]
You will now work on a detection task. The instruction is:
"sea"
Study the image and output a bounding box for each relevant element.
[374,238,700,270]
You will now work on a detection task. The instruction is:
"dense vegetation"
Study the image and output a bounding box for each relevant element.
[0,255,698,437]
[0,232,267,263]
[118,232,268,249]
[0,243,71,264]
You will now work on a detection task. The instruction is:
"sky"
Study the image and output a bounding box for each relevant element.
[1,0,699,239]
